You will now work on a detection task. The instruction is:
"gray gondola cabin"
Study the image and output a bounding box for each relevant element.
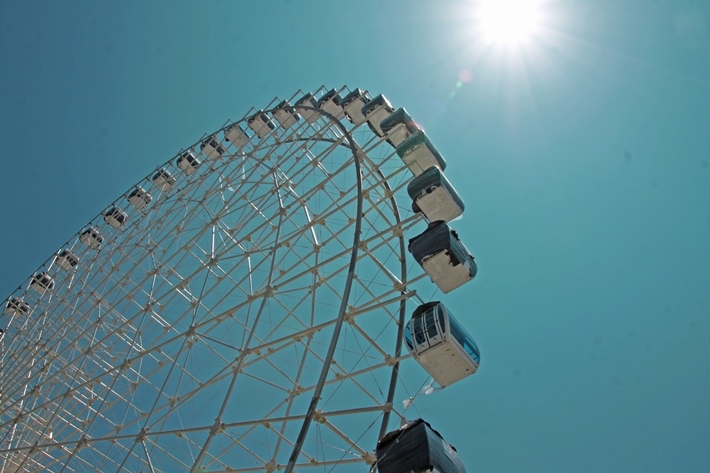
[201,136,226,160]
[4,297,30,317]
[177,151,201,175]
[376,419,466,473]
[408,166,464,223]
[380,108,422,148]
[152,168,176,192]
[408,221,477,294]
[104,206,128,229]
[247,110,276,139]
[224,123,251,148]
[80,227,104,250]
[318,88,345,120]
[361,94,395,137]
[341,88,370,125]
[396,131,447,176]
[273,100,301,129]
[127,186,152,210]
[56,249,80,271]
[295,92,320,124]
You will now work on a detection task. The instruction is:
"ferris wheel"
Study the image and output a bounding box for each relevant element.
[0,86,480,473]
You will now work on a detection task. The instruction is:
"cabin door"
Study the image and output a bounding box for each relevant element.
[413,308,445,352]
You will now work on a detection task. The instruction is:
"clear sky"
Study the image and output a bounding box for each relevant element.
[1,1,709,472]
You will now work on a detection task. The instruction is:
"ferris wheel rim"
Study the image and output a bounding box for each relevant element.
[1,86,434,473]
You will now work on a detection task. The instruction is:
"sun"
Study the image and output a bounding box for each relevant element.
[477,0,543,46]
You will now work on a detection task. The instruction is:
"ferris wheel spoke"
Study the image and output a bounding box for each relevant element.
[187,173,289,472]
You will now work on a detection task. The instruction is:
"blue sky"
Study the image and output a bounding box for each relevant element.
[1,1,709,471]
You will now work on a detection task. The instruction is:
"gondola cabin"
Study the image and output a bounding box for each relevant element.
[405,301,480,387]
[55,249,80,271]
[247,110,276,139]
[177,151,201,175]
[408,221,477,294]
[341,88,371,125]
[127,186,152,210]
[361,94,395,137]
[104,206,128,229]
[152,168,176,192]
[380,108,422,148]
[318,88,345,120]
[396,131,447,176]
[4,297,30,317]
[224,123,250,148]
[273,100,301,129]
[80,227,103,249]
[376,418,466,473]
[201,136,225,160]
[407,167,464,223]
[30,272,54,295]
[295,92,320,124]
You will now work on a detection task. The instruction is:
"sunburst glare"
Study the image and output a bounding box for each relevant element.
[477,0,543,46]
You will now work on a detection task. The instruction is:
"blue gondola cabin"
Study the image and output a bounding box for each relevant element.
[380,108,422,148]
[407,166,464,223]
[408,221,477,294]
[247,110,276,139]
[376,418,466,473]
[405,301,480,387]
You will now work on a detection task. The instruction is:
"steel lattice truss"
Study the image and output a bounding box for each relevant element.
[0,87,434,473]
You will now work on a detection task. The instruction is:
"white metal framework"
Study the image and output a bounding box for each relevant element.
[0,86,454,473]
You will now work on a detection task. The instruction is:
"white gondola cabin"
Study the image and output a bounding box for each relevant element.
[152,168,176,192]
[224,123,251,148]
[376,419,466,473]
[104,206,128,229]
[55,249,79,271]
[177,151,201,175]
[340,88,370,125]
[200,137,225,160]
[408,221,477,294]
[361,94,395,137]
[407,166,464,223]
[247,110,276,139]
[318,88,345,120]
[273,100,301,129]
[30,272,54,295]
[4,297,30,316]
[405,301,480,387]
[127,186,152,210]
[80,227,103,249]
[380,107,422,148]
[295,92,320,124]
[396,131,447,176]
